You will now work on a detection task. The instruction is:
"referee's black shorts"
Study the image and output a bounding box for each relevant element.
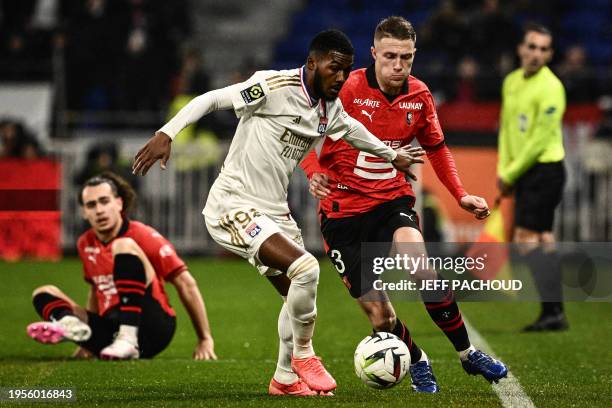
[320,196,420,298]
[514,161,566,232]
[78,287,176,358]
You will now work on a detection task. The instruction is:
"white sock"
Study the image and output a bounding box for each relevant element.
[273,300,298,384]
[117,324,138,346]
[410,350,429,366]
[285,253,319,359]
[459,345,476,361]
[419,350,429,363]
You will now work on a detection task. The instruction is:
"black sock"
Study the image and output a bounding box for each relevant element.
[33,292,73,321]
[525,248,564,316]
[113,254,147,327]
[543,250,564,315]
[389,317,423,363]
[422,286,471,352]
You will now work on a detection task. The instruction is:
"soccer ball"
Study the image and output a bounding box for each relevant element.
[354,332,410,389]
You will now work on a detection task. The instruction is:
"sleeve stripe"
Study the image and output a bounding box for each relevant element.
[267,77,301,86]
[266,74,299,83]
[269,83,301,91]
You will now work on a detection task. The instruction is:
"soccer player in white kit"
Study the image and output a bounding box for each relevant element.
[133,30,424,396]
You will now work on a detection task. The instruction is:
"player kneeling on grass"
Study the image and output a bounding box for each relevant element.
[27,172,217,360]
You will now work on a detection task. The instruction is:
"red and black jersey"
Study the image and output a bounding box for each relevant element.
[77,220,187,316]
[301,66,466,218]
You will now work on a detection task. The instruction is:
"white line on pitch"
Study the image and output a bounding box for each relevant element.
[464,317,536,408]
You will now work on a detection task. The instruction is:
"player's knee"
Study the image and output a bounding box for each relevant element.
[540,232,556,244]
[111,237,141,256]
[514,228,542,255]
[286,253,319,285]
[514,228,540,244]
[32,285,60,299]
[393,226,423,244]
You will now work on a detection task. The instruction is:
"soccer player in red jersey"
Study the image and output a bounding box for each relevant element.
[301,16,507,391]
[27,172,216,360]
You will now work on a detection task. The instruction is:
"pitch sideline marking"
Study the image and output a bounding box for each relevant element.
[464,317,536,408]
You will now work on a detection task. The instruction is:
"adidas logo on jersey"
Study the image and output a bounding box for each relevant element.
[292,116,301,125]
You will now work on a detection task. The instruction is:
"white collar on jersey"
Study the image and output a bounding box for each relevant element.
[300,66,319,107]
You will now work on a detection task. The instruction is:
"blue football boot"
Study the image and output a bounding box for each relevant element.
[461,350,508,383]
[409,360,439,393]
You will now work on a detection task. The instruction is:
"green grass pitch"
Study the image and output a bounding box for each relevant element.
[1,258,611,407]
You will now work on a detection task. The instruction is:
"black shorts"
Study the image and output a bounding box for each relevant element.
[321,196,420,298]
[514,161,566,232]
[78,287,176,358]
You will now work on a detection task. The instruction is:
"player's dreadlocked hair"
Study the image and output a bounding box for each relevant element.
[374,16,416,42]
[309,29,354,57]
[78,171,137,215]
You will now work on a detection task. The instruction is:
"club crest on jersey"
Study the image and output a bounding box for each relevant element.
[240,83,264,104]
[406,112,413,125]
[318,117,328,135]
[245,222,261,238]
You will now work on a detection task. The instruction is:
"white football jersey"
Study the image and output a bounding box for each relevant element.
[204,67,356,218]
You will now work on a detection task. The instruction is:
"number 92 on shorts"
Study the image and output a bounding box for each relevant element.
[204,208,304,276]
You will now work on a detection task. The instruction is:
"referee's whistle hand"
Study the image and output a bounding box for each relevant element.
[496,178,514,197]
[133,131,172,176]
[309,173,331,199]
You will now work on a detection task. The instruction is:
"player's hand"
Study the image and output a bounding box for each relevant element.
[309,173,331,199]
[391,146,426,181]
[72,346,94,359]
[497,177,514,197]
[460,195,490,220]
[132,131,172,176]
[193,337,217,360]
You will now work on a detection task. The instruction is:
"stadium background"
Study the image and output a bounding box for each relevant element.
[0,1,611,407]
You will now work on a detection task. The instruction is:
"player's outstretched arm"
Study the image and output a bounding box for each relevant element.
[171,271,217,360]
[133,131,172,175]
[460,195,491,220]
[133,87,237,175]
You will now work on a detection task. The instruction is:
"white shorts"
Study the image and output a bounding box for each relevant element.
[204,207,304,276]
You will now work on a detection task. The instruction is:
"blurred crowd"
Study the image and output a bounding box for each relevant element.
[278,0,612,104]
[0,118,44,159]
[414,0,610,103]
[0,0,193,111]
[1,0,610,135]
